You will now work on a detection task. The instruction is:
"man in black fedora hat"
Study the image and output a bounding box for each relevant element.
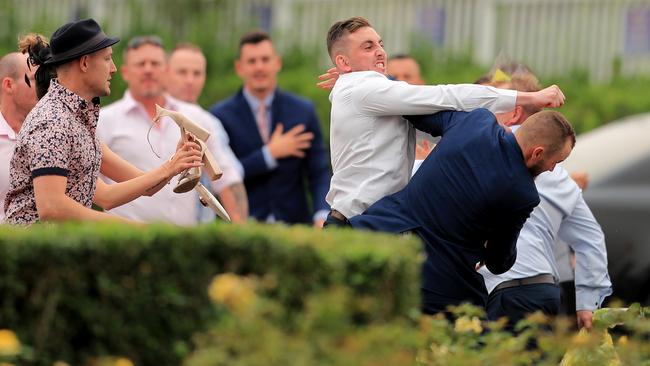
[4,19,204,225]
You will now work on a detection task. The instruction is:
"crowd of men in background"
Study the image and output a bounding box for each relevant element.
[0,16,611,330]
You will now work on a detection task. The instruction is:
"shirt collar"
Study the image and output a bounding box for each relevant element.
[122,90,180,114]
[0,111,17,140]
[242,87,275,112]
[49,79,101,128]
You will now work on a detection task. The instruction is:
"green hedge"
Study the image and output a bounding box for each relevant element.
[186,277,650,366]
[0,222,421,365]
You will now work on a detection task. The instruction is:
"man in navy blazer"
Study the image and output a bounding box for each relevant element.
[210,31,331,226]
[349,109,575,314]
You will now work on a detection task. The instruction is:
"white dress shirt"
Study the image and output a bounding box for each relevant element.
[327,71,517,218]
[480,164,612,311]
[0,112,17,222]
[97,91,243,225]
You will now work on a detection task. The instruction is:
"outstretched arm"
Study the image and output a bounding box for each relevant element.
[93,141,203,210]
[317,68,565,113]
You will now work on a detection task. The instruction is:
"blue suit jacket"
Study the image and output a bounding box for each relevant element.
[209,88,330,224]
[350,109,540,313]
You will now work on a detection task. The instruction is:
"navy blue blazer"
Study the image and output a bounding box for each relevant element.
[349,109,540,313]
[209,88,330,224]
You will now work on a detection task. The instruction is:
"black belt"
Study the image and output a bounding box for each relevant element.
[329,210,348,222]
[493,274,557,292]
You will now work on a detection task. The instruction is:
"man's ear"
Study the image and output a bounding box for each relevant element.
[334,54,351,73]
[531,146,545,161]
[79,55,90,72]
[503,106,525,126]
[512,106,526,125]
[275,55,282,73]
[234,59,243,78]
[1,77,13,94]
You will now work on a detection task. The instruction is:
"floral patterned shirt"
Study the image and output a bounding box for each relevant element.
[4,79,102,225]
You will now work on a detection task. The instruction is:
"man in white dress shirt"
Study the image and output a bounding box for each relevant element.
[477,71,611,330]
[0,52,38,222]
[98,36,245,224]
[323,16,567,226]
[165,42,248,220]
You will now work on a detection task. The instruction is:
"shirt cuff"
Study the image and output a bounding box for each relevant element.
[313,209,329,223]
[491,88,518,114]
[32,167,69,178]
[575,286,613,311]
[262,145,278,170]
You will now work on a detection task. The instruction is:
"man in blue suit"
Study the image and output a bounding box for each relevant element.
[349,109,575,314]
[210,31,331,226]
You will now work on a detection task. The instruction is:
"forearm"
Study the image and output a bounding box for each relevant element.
[561,197,613,311]
[217,183,248,223]
[100,143,144,183]
[95,165,174,210]
[38,193,134,223]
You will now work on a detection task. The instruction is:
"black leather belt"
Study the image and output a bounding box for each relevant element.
[330,210,348,222]
[493,274,557,292]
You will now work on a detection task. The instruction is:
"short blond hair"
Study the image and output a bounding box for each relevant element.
[518,110,576,154]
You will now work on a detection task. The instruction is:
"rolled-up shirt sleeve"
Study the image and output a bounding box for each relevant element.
[26,122,72,178]
[559,195,613,311]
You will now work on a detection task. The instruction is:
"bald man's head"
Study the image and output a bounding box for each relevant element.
[166,43,206,103]
[0,52,38,126]
[515,110,575,177]
[0,53,25,95]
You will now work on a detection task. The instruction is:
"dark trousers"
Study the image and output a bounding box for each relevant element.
[487,283,561,329]
[559,280,577,316]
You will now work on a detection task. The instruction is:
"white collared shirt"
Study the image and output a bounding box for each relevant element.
[97,91,243,225]
[0,111,17,222]
[479,165,612,311]
[327,71,517,218]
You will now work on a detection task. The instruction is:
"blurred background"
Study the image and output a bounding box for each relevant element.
[1,0,649,302]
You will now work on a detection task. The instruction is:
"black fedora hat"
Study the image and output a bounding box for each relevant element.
[45,18,119,65]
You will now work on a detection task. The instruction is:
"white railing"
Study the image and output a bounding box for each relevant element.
[3,0,650,81]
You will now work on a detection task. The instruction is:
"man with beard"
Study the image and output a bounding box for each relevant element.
[476,70,611,330]
[98,35,245,224]
[349,109,576,315]
[321,17,566,229]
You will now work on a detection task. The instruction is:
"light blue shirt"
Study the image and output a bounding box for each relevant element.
[480,164,612,311]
